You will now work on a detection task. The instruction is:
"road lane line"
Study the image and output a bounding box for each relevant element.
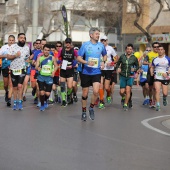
[141,115,170,136]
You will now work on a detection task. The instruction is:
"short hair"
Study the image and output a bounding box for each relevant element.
[18,33,25,38]
[158,44,164,49]
[50,44,56,49]
[89,27,100,35]
[152,42,159,47]
[56,41,62,46]
[43,44,51,49]
[33,41,36,45]
[125,43,133,49]
[41,38,47,42]
[36,39,41,43]
[8,35,15,39]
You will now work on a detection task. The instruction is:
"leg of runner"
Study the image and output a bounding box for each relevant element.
[67,77,73,105]
[99,76,105,109]
[105,79,111,104]
[82,87,89,121]
[60,77,67,107]
[162,83,168,106]
[3,75,9,103]
[124,86,131,110]
[22,75,30,101]
[7,74,13,106]
[154,81,161,111]
[73,80,78,102]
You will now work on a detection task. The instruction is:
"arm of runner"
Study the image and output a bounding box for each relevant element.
[35,56,41,71]
[7,51,21,60]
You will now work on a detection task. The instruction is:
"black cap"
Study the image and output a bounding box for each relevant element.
[65,38,72,43]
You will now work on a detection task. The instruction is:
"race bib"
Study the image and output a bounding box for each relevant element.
[13,69,22,75]
[142,71,147,79]
[156,72,164,77]
[88,57,98,68]
[41,65,51,74]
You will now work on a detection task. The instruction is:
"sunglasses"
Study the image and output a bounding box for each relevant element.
[146,50,151,51]
[36,43,40,44]
[56,45,61,47]
[153,46,159,48]
[101,39,106,42]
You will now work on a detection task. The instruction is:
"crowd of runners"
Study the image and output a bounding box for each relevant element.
[0,27,170,121]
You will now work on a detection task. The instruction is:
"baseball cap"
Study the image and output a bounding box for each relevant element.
[65,38,72,43]
[100,35,108,40]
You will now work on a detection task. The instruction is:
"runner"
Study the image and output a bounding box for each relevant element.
[7,33,30,110]
[139,47,151,105]
[0,35,15,106]
[77,27,107,121]
[98,35,118,109]
[116,44,139,111]
[36,44,58,111]
[150,44,170,111]
[32,39,47,105]
[143,42,159,108]
[57,38,78,107]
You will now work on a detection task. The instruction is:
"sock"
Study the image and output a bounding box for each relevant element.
[90,103,94,108]
[45,95,49,102]
[82,107,86,112]
[99,89,104,101]
[14,100,17,105]
[40,95,45,106]
[18,100,22,103]
[106,89,111,97]
[156,102,160,106]
[61,92,66,101]
[73,92,77,96]
[124,103,127,106]
[163,95,167,99]
[67,88,72,95]
[53,90,57,96]
[122,96,125,100]
[49,91,53,101]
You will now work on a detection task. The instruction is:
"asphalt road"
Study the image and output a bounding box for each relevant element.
[0,85,170,170]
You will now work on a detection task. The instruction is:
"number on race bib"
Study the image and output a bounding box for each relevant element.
[13,69,22,75]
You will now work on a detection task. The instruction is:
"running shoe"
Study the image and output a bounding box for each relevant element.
[40,105,45,111]
[61,100,67,107]
[18,101,23,110]
[106,96,112,104]
[7,99,11,107]
[44,102,49,109]
[128,100,133,108]
[123,104,128,111]
[68,98,73,105]
[13,102,17,110]
[156,105,160,111]
[98,102,105,109]
[89,107,95,120]
[151,101,156,108]
[143,99,148,105]
[149,99,152,108]
[163,97,168,106]
[37,102,41,107]
[67,94,71,104]
[32,88,36,96]
[81,112,87,121]
[34,97,38,104]
[73,95,78,102]
[121,97,125,105]
[5,91,8,102]
[23,96,26,102]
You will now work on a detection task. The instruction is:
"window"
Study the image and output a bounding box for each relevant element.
[126,0,139,13]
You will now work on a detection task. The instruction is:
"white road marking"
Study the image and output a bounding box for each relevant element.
[141,115,170,136]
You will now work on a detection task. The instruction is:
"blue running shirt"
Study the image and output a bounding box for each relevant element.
[78,41,107,75]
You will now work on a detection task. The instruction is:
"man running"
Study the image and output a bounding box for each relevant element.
[36,44,58,111]
[0,35,15,106]
[150,44,170,111]
[7,33,30,110]
[116,44,139,111]
[77,27,107,121]
[98,35,118,109]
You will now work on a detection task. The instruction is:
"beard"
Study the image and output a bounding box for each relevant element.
[17,40,25,47]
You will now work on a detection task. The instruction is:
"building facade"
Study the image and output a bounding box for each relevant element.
[1,0,120,48]
[122,0,170,55]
